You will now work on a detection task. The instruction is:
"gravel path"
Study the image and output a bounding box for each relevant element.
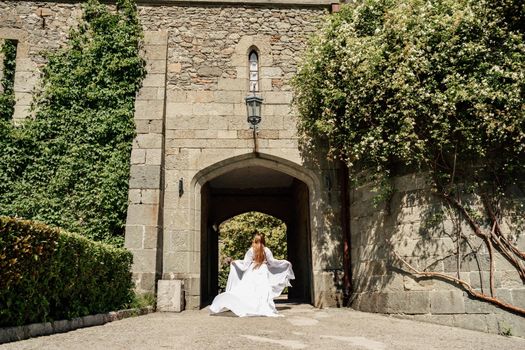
[2,304,524,350]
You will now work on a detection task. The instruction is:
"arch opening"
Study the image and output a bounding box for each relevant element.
[199,163,313,307]
[218,211,287,292]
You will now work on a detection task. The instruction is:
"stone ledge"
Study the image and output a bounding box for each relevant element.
[0,306,155,345]
[14,0,334,5]
[137,0,334,6]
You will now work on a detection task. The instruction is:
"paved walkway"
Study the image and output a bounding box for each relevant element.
[2,304,524,350]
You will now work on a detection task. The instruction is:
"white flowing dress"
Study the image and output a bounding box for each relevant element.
[209,247,295,317]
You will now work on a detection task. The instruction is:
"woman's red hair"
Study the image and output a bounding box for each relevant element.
[252,233,266,269]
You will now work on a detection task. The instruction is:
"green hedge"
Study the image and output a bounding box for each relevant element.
[0,217,134,327]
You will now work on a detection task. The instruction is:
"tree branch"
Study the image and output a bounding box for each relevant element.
[440,192,525,281]
[394,251,525,316]
[488,221,496,297]
[482,194,525,261]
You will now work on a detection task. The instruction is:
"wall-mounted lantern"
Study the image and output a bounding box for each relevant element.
[245,95,263,129]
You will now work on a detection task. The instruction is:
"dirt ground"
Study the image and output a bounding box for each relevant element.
[2,304,524,350]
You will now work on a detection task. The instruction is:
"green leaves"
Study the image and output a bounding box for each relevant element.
[0,217,133,326]
[0,39,17,121]
[0,0,145,245]
[294,0,525,192]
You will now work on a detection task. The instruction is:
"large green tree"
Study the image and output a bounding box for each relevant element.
[0,0,145,245]
[294,0,524,314]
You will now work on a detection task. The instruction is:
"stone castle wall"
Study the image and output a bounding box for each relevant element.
[0,0,344,309]
[129,1,343,309]
[350,173,525,337]
[0,1,83,122]
[3,0,523,337]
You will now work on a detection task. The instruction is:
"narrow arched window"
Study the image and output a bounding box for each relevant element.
[249,50,259,93]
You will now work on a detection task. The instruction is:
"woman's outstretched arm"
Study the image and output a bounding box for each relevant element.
[233,247,253,271]
[264,247,291,269]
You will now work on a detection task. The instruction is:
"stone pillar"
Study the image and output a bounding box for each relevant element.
[124,30,168,294]
[12,49,37,123]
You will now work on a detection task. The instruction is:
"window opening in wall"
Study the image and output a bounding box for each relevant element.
[249,50,259,93]
[0,39,18,121]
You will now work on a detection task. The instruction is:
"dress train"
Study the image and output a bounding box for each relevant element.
[209,247,295,317]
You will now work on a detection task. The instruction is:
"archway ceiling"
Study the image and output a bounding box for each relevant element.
[208,166,294,190]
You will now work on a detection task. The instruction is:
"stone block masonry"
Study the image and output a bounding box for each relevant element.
[125,30,168,294]
[0,3,83,122]
[350,172,525,337]
[134,1,344,311]
[4,1,523,339]
[1,1,341,311]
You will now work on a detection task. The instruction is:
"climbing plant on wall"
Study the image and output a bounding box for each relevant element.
[0,39,22,206]
[294,0,525,314]
[0,39,17,121]
[0,0,145,245]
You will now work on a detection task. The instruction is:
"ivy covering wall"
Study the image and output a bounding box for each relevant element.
[0,0,145,245]
[0,39,16,121]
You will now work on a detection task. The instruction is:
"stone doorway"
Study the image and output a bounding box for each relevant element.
[197,156,313,307]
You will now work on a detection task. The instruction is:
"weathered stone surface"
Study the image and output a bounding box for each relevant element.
[130,148,146,165]
[157,280,184,312]
[496,312,525,337]
[137,272,157,292]
[126,204,159,227]
[165,230,191,252]
[464,294,498,314]
[430,291,466,314]
[143,226,160,249]
[351,163,525,335]
[511,289,525,307]
[134,134,163,149]
[185,295,200,310]
[134,100,164,120]
[166,115,210,130]
[385,291,431,314]
[163,252,191,272]
[142,73,165,87]
[124,225,144,249]
[69,318,83,330]
[144,30,168,45]
[129,250,158,272]
[129,165,161,189]
[145,149,162,166]
[137,87,164,101]
[184,277,201,296]
[144,46,167,61]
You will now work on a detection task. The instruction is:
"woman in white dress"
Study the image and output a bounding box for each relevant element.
[209,233,295,317]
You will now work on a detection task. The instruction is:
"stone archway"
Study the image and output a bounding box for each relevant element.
[191,153,319,308]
